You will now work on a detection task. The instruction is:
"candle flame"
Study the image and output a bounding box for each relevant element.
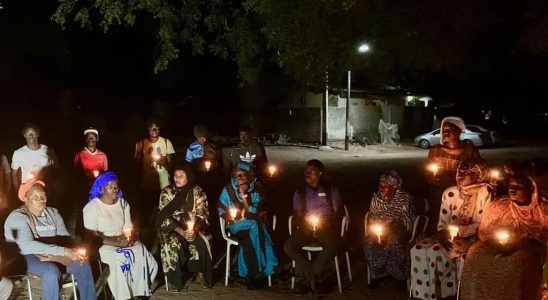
[93,170,100,178]
[427,163,439,174]
[268,165,277,176]
[204,160,211,171]
[447,225,459,241]
[309,215,320,227]
[229,208,238,219]
[371,224,384,236]
[490,169,500,180]
[152,154,161,161]
[496,230,510,245]
[186,221,195,231]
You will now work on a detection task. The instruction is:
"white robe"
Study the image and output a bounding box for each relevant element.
[84,198,158,299]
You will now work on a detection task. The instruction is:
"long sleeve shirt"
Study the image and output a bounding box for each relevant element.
[4,206,69,256]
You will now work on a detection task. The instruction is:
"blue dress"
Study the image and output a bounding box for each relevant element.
[217,178,278,277]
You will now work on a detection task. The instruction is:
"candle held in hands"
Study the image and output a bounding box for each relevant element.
[371,224,384,243]
[427,163,439,176]
[93,170,100,178]
[77,248,87,263]
[268,165,277,177]
[204,160,211,171]
[186,221,195,232]
[495,230,510,246]
[308,215,320,232]
[123,228,132,242]
[229,208,238,219]
[447,225,459,242]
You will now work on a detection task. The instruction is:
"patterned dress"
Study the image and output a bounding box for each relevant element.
[158,185,212,289]
[410,183,493,299]
[364,189,416,280]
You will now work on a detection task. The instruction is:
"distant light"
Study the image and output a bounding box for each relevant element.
[357,43,371,53]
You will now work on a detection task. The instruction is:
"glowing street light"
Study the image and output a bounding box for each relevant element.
[357,43,371,53]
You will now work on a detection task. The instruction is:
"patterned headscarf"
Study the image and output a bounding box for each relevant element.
[379,171,402,190]
[89,171,123,201]
[456,159,487,184]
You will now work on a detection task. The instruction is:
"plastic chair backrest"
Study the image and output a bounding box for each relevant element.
[409,215,429,245]
[219,217,230,240]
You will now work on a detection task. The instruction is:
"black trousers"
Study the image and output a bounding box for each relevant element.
[283,229,339,277]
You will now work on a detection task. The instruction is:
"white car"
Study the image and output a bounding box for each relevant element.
[414,125,495,149]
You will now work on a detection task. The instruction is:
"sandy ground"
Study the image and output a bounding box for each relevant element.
[6,142,548,300]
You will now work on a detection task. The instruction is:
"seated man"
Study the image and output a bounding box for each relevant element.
[3,180,96,300]
[283,159,344,294]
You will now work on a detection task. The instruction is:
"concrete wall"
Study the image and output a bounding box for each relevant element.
[272,107,322,143]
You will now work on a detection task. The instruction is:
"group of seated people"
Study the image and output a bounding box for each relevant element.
[1,157,347,299]
[2,127,547,299]
[365,158,548,300]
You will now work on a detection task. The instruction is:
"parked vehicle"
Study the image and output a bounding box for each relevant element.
[414,125,496,149]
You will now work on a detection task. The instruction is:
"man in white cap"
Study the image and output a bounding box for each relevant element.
[74,127,108,186]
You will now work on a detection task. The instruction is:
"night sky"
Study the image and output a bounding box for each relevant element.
[1,0,548,142]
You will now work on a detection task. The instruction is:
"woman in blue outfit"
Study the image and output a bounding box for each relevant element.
[217,161,278,289]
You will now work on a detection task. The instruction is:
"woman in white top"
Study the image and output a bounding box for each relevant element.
[83,172,158,299]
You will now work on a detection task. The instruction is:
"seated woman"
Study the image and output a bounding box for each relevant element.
[410,159,493,299]
[4,180,96,300]
[364,171,415,290]
[83,172,158,299]
[460,171,548,300]
[217,161,278,289]
[155,161,212,290]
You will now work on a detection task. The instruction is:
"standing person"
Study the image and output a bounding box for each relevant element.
[134,119,175,241]
[425,116,481,233]
[283,159,344,294]
[410,159,493,300]
[74,127,108,186]
[4,180,97,300]
[217,161,278,290]
[363,171,415,290]
[155,160,213,290]
[11,123,60,207]
[224,125,268,182]
[83,172,158,299]
[73,127,109,239]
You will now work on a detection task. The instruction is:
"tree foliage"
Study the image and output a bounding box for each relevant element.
[52,0,548,91]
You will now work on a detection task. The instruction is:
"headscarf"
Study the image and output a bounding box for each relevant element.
[172,160,194,186]
[509,175,548,239]
[379,171,402,191]
[479,174,548,242]
[440,116,465,138]
[236,161,252,173]
[18,180,46,201]
[456,159,488,222]
[89,171,123,201]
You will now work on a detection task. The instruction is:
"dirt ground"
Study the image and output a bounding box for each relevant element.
[6,142,548,300]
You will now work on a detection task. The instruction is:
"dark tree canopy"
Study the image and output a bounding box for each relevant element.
[52,0,548,94]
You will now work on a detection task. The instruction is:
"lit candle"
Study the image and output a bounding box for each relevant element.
[447,225,459,242]
[495,230,510,246]
[427,162,439,176]
[229,208,238,219]
[186,221,195,232]
[92,170,100,178]
[490,169,500,181]
[371,224,384,244]
[308,215,320,232]
[204,160,211,171]
[268,165,277,177]
[77,248,87,263]
[122,228,132,242]
[152,154,161,170]
[28,172,35,180]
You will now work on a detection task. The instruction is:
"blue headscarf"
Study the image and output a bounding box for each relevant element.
[89,171,123,201]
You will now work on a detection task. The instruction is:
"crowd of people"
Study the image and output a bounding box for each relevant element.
[0,116,546,300]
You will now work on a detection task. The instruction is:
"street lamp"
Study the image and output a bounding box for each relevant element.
[345,42,371,150]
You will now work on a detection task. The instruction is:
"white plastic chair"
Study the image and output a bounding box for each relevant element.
[288,215,350,294]
[25,272,78,300]
[219,215,276,287]
[363,212,429,289]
